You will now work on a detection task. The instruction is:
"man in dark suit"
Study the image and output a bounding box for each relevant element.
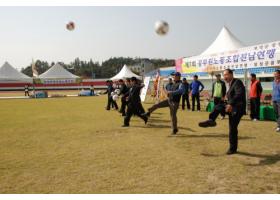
[123,77,148,127]
[181,78,191,110]
[211,74,227,119]
[199,69,246,155]
[118,79,129,116]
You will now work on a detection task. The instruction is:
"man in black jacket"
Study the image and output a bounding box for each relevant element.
[181,78,190,110]
[104,80,118,110]
[118,79,129,116]
[123,77,148,127]
[211,74,227,119]
[199,69,246,155]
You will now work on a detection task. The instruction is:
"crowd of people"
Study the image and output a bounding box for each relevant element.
[104,69,280,155]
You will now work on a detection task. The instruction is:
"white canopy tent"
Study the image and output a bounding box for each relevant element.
[200,26,245,56]
[0,62,32,83]
[110,65,141,80]
[38,63,80,84]
[181,26,251,113]
[39,63,79,79]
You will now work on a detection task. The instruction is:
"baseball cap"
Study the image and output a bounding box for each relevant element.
[174,72,181,76]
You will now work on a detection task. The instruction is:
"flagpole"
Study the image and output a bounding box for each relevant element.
[155,69,161,103]
[31,59,37,98]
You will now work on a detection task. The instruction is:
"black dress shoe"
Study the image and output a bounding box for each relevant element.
[198,120,217,128]
[172,129,178,135]
[226,149,237,155]
[144,117,148,124]
[122,124,129,127]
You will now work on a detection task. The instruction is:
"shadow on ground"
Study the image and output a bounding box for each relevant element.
[238,151,280,166]
[168,133,255,140]
[201,151,280,166]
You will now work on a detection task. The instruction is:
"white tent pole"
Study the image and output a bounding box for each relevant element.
[33,77,36,99]
[244,68,249,114]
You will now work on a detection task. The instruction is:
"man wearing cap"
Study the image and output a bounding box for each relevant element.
[198,69,246,155]
[142,72,184,134]
[181,78,191,110]
[190,75,204,111]
[104,80,118,111]
[249,73,263,121]
[212,74,226,119]
[123,77,148,127]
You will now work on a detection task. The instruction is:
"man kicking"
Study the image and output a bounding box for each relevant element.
[123,77,148,127]
[198,69,246,155]
[142,72,184,135]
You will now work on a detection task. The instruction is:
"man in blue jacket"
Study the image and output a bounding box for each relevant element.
[273,70,280,132]
[190,75,204,111]
[142,72,184,134]
[181,78,191,110]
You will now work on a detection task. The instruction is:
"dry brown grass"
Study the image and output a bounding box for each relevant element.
[0,96,279,193]
[0,90,81,97]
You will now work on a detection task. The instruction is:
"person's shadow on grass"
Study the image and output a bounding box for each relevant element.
[201,151,280,166]
[237,151,280,166]
[147,123,196,132]
[148,118,170,123]
[170,133,255,140]
[133,123,196,132]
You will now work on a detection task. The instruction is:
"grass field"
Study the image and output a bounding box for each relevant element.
[0,95,279,193]
[0,90,81,97]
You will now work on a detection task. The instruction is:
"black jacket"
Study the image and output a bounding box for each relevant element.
[127,84,144,105]
[226,78,246,114]
[119,84,129,95]
[182,82,190,95]
[212,80,226,98]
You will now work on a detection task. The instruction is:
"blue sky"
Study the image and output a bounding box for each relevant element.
[0,6,279,69]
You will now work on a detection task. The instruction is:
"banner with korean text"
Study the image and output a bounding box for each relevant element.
[176,41,280,73]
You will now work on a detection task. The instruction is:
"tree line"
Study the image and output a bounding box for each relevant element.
[20,57,175,79]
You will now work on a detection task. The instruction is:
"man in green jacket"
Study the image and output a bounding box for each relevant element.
[212,74,226,119]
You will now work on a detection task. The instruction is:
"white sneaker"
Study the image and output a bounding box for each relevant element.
[253,119,257,122]
[220,116,225,120]
[276,127,280,132]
